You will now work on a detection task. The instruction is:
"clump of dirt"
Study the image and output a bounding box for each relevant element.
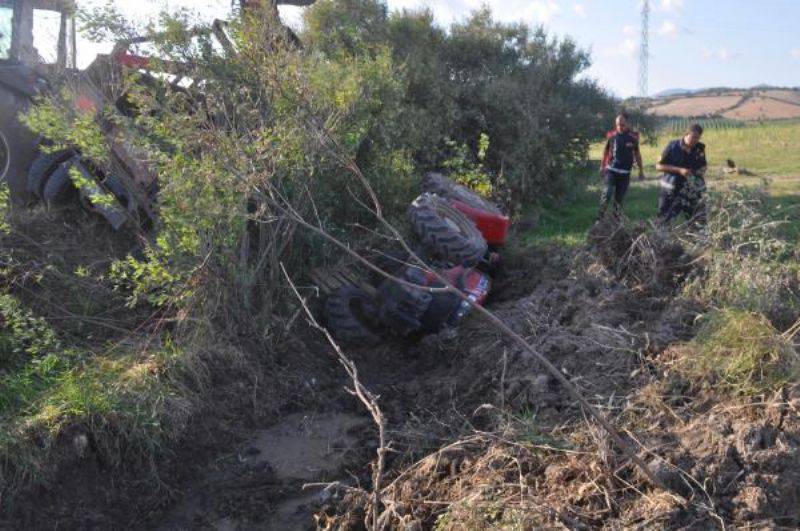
[585,219,694,296]
[371,381,800,529]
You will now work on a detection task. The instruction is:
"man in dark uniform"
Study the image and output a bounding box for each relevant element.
[596,113,645,221]
[655,123,708,224]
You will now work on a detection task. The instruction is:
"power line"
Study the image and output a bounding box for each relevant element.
[639,0,649,97]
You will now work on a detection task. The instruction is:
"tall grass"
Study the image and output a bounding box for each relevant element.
[680,309,800,395]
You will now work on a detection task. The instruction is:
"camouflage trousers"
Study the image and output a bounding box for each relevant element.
[658,174,707,224]
[597,170,631,220]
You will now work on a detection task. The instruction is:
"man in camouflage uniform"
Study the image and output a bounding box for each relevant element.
[655,123,708,224]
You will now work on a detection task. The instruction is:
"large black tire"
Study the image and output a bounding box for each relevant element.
[0,86,39,202]
[377,274,432,336]
[419,291,462,334]
[0,131,8,183]
[42,161,77,206]
[103,172,129,205]
[27,149,74,198]
[421,172,503,215]
[324,285,383,346]
[409,193,488,266]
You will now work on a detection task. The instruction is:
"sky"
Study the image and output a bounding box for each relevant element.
[75,0,800,98]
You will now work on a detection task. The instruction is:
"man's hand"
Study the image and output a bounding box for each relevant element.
[679,168,691,177]
[638,171,646,181]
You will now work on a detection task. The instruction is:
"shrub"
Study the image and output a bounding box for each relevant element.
[683,185,800,328]
[682,309,800,395]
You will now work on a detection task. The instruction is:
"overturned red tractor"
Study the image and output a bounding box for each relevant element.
[321,173,510,345]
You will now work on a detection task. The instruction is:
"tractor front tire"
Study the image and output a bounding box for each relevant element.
[324,285,383,346]
[377,278,432,336]
[409,193,488,267]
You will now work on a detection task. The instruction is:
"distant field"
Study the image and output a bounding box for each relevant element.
[527,121,800,246]
[644,88,800,121]
[722,97,800,121]
[757,89,800,105]
[650,95,741,117]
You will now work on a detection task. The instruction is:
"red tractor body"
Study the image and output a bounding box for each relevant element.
[449,199,510,246]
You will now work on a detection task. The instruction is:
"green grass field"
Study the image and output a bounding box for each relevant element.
[528,121,800,246]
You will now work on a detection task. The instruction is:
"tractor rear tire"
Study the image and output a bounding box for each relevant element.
[0,85,39,202]
[324,285,383,346]
[409,193,487,266]
[27,149,73,199]
[421,172,503,215]
[0,131,9,183]
[42,161,77,206]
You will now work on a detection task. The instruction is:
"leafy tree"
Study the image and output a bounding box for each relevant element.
[303,1,618,207]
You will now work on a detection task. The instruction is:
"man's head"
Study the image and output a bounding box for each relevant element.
[683,123,703,148]
[615,113,629,133]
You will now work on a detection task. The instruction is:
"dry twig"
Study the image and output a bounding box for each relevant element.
[281,263,388,531]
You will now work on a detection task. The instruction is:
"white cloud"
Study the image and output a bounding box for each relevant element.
[623,24,637,37]
[657,20,679,38]
[602,38,638,59]
[792,48,800,59]
[524,0,561,23]
[659,0,684,12]
[573,3,587,18]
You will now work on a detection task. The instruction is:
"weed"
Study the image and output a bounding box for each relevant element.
[681,309,800,395]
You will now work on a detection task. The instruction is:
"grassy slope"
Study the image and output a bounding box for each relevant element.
[528,121,800,246]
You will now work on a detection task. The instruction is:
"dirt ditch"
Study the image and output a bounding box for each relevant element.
[5,220,800,529]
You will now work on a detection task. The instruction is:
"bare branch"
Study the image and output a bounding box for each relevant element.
[281,263,388,530]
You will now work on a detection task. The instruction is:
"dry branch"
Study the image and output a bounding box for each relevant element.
[281,263,387,531]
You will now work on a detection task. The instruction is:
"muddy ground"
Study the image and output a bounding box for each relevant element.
[5,223,800,530]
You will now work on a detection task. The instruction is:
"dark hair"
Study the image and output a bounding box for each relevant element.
[686,123,703,136]
[616,112,630,121]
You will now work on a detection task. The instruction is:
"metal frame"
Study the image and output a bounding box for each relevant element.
[6,0,75,68]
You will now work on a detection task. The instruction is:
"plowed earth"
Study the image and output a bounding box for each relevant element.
[7,221,800,530]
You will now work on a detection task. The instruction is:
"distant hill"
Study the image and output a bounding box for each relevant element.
[642,87,800,121]
[653,88,694,98]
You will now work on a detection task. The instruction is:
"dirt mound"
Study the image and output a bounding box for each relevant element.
[369,383,800,529]
[586,219,694,295]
